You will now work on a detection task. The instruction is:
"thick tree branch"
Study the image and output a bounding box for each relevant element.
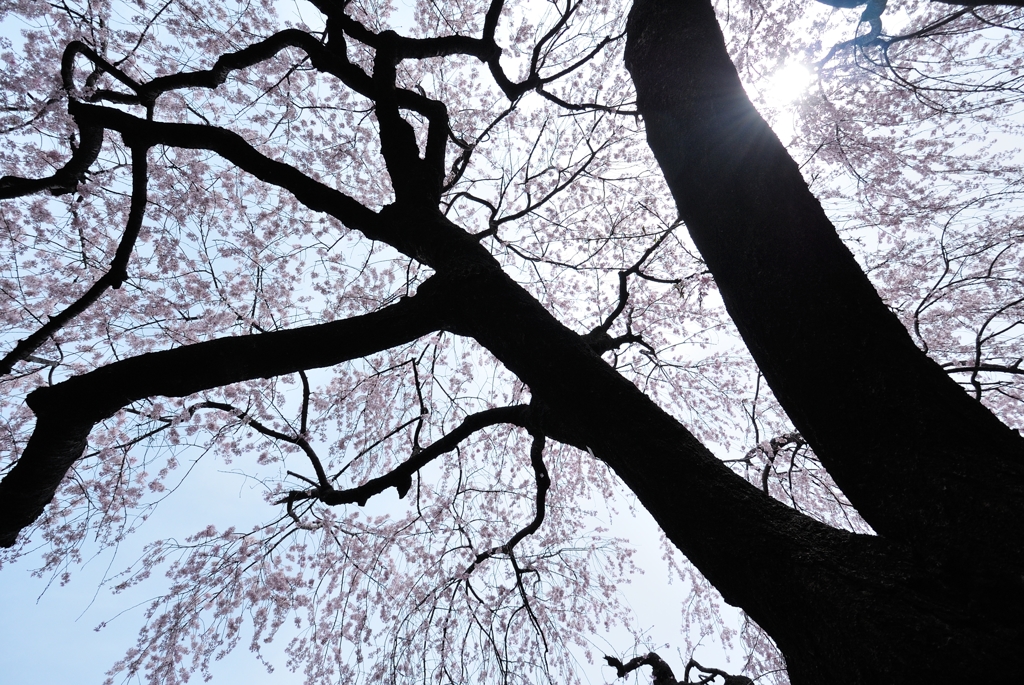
[68,102,481,268]
[0,145,149,377]
[69,28,458,211]
[605,653,752,685]
[604,653,680,685]
[314,3,499,62]
[370,35,446,203]
[0,281,449,547]
[682,659,754,685]
[0,122,102,199]
[69,101,386,241]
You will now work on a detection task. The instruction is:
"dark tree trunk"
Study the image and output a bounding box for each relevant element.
[623,0,1024,680]
[432,239,1016,684]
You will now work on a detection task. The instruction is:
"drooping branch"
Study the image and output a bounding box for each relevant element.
[462,428,549,574]
[456,427,552,658]
[507,430,552,646]
[0,144,150,377]
[0,280,450,547]
[878,7,972,49]
[137,31,358,107]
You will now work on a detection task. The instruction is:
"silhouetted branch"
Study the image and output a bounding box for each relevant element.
[583,227,677,354]
[0,282,449,547]
[604,652,679,685]
[945,362,1024,376]
[461,429,548,576]
[0,145,149,376]
[190,401,330,488]
[283,405,532,507]
[0,122,102,199]
[683,659,753,685]
[69,101,384,241]
[605,654,753,685]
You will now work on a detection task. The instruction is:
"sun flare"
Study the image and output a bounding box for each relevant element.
[766,63,813,109]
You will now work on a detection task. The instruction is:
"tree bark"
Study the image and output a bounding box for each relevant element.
[624,0,1024,679]
[429,235,1015,684]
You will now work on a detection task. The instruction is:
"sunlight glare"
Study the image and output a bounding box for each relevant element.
[767,63,813,109]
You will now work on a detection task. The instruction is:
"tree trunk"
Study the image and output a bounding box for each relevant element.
[622,0,1024,680]
[430,246,1014,683]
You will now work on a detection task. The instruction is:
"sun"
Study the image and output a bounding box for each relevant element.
[758,62,814,142]
[766,62,814,109]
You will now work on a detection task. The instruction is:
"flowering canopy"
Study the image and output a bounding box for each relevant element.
[1,0,1023,683]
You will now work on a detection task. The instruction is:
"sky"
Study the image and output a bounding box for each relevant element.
[0,450,292,684]
[0,444,742,684]
[8,1,1024,682]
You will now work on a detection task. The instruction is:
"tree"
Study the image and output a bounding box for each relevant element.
[1,0,1023,683]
